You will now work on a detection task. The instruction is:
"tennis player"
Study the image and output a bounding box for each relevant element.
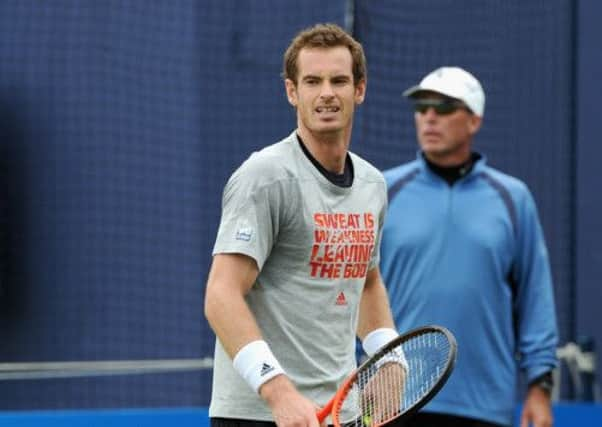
[380,67,558,427]
[205,23,400,427]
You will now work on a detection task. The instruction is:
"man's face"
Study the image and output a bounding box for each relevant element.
[285,46,365,139]
[413,92,482,166]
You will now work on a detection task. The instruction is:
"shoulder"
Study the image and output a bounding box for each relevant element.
[228,135,298,190]
[477,164,531,200]
[475,163,543,225]
[382,159,421,188]
[349,152,386,187]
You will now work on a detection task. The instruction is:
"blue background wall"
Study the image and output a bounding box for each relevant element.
[576,0,602,393]
[0,0,598,410]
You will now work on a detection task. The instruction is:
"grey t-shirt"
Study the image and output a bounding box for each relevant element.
[209,131,387,421]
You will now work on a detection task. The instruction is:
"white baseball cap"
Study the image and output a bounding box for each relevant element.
[403,66,485,117]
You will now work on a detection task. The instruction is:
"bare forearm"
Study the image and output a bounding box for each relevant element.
[357,267,396,340]
[205,286,263,357]
[204,253,264,357]
[204,254,317,426]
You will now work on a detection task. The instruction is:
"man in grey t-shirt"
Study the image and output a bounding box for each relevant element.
[205,23,400,427]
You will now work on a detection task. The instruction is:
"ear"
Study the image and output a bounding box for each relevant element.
[285,79,298,107]
[468,114,482,135]
[354,79,367,105]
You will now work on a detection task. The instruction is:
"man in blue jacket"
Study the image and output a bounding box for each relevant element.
[381,67,558,427]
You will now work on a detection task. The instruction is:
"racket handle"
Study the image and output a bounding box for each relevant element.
[316,396,334,422]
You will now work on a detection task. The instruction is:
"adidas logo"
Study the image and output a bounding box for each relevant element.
[260,363,275,376]
[335,291,347,306]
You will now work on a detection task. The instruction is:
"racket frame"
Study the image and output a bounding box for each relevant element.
[319,324,457,427]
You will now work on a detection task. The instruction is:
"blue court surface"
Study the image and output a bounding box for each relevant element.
[0,404,601,426]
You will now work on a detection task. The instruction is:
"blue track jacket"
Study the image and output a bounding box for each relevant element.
[381,153,558,426]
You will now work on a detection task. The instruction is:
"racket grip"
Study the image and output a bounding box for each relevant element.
[316,397,334,422]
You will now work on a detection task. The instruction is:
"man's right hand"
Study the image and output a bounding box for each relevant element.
[260,374,322,427]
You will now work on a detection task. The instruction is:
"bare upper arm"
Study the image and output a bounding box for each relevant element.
[206,253,260,297]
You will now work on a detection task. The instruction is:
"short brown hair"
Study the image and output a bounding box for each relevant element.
[282,23,367,86]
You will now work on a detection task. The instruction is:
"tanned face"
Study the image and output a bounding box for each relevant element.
[285,46,365,141]
[413,92,482,166]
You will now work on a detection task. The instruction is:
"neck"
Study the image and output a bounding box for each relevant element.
[423,148,472,168]
[296,127,350,174]
[423,152,480,186]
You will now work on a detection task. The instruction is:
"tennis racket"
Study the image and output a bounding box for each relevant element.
[316,325,457,427]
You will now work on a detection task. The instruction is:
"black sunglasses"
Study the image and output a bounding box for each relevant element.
[413,98,470,115]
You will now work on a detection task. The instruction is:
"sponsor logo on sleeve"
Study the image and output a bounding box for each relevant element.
[235,226,253,241]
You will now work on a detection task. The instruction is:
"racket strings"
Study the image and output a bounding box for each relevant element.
[403,332,450,409]
[340,331,452,427]
[342,350,406,427]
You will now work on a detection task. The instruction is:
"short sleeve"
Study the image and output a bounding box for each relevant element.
[212,157,280,271]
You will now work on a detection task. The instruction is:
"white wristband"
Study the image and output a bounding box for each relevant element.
[363,328,409,373]
[362,328,399,356]
[233,340,285,393]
